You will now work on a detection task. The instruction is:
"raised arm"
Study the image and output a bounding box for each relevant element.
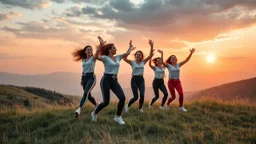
[158,50,168,67]
[148,46,155,70]
[123,55,131,64]
[121,40,136,63]
[93,36,106,61]
[143,39,154,64]
[180,48,195,67]
[148,56,155,70]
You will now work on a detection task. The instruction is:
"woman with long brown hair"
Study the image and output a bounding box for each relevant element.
[73,36,106,118]
[124,40,154,113]
[91,40,136,125]
[163,48,195,112]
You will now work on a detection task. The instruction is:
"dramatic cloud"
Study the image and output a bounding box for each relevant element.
[1,16,113,44]
[63,0,256,42]
[51,0,65,3]
[2,22,82,42]
[0,11,21,21]
[110,0,135,12]
[82,6,97,14]
[65,6,83,17]
[52,16,110,28]
[70,0,107,5]
[0,0,51,9]
[2,0,256,48]
[50,0,107,5]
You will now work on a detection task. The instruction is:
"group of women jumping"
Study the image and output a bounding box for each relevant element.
[72,36,195,125]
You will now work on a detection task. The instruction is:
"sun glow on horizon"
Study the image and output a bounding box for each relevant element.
[206,54,216,63]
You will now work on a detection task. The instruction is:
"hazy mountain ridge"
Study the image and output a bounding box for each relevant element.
[1,72,255,103]
[191,77,256,102]
[0,72,195,101]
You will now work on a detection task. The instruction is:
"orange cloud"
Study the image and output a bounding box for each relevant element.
[0,11,21,21]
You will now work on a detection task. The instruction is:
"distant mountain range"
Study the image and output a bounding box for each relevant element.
[0,72,196,101]
[1,72,255,103]
[191,77,256,102]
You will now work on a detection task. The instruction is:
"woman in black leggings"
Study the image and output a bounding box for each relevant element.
[91,40,135,125]
[149,49,168,110]
[124,40,154,113]
[73,36,105,118]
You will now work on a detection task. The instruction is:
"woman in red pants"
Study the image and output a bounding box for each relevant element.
[163,48,195,112]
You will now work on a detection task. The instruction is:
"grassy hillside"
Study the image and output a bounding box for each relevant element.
[1,100,255,144]
[0,85,80,109]
[192,77,256,102]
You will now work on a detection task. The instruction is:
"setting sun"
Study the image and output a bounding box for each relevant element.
[206,54,216,63]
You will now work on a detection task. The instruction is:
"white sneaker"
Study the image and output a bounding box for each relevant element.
[94,102,100,111]
[148,103,152,109]
[139,109,144,113]
[91,111,98,121]
[166,104,170,110]
[159,106,165,110]
[114,116,125,125]
[74,107,81,118]
[179,107,187,112]
[125,104,129,113]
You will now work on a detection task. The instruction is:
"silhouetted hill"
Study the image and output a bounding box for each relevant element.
[191,77,256,102]
[0,85,80,108]
[0,72,83,96]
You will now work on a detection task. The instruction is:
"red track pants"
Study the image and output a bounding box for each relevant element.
[167,79,184,107]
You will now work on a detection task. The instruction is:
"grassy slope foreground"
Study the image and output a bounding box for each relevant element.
[1,100,256,144]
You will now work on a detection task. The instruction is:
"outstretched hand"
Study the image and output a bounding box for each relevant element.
[129,40,136,51]
[98,36,106,46]
[149,39,154,47]
[131,47,136,51]
[157,49,163,54]
[190,48,196,53]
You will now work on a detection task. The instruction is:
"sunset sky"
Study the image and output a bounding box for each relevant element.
[1,0,256,91]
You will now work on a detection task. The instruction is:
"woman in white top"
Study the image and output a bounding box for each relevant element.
[163,48,195,112]
[73,36,106,118]
[124,40,154,113]
[91,40,135,125]
[148,49,168,110]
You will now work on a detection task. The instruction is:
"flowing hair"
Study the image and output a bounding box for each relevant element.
[72,45,92,61]
[152,57,161,66]
[99,43,114,56]
[134,50,144,60]
[165,55,176,65]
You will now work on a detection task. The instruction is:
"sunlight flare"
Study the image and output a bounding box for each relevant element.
[206,54,216,63]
